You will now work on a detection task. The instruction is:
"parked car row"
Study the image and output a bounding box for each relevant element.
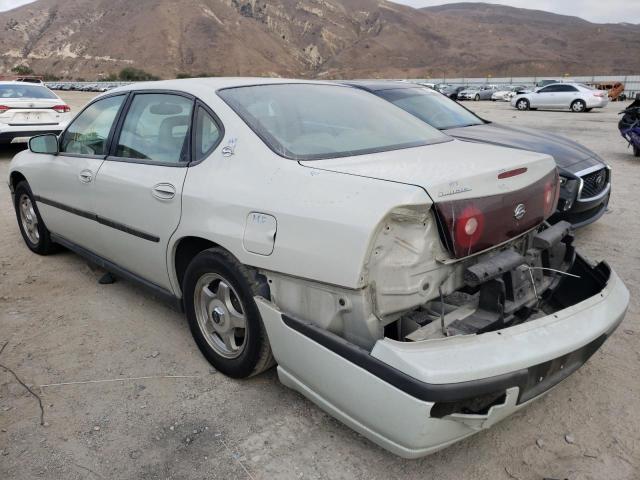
[7,78,628,458]
[46,82,124,92]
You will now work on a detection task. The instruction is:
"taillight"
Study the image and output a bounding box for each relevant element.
[454,205,485,250]
[52,105,71,113]
[434,169,559,258]
[593,92,605,97]
[0,105,10,113]
[543,176,560,217]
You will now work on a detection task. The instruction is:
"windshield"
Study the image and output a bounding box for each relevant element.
[0,84,57,99]
[376,87,485,130]
[218,84,449,160]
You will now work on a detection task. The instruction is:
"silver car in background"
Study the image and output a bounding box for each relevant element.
[492,85,527,102]
[512,83,609,112]
[457,85,499,101]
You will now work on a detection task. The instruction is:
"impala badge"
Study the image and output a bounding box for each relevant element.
[222,137,237,157]
[514,203,526,220]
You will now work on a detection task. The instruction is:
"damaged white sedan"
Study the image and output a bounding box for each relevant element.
[8,78,629,458]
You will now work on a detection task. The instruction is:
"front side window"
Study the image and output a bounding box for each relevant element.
[376,87,484,130]
[539,85,561,93]
[194,106,222,161]
[218,84,448,160]
[115,93,194,164]
[60,95,125,156]
[0,84,58,99]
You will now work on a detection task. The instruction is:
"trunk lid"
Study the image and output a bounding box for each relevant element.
[300,139,556,202]
[300,139,558,258]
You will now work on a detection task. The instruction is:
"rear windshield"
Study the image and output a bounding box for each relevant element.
[376,87,484,130]
[0,84,58,99]
[218,84,449,160]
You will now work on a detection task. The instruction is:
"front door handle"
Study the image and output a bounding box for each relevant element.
[78,169,93,183]
[152,183,176,200]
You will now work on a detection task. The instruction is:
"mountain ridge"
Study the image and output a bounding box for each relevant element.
[1,0,638,79]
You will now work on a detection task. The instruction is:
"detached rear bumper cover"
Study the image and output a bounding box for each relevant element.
[256,261,628,458]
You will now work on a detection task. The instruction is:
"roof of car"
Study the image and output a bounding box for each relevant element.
[338,80,425,92]
[107,77,345,96]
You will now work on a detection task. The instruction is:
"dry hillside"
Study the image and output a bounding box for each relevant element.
[0,0,638,79]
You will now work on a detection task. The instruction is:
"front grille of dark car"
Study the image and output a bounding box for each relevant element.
[580,168,609,199]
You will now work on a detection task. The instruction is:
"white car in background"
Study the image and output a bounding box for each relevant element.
[491,85,527,102]
[512,83,608,112]
[8,78,628,458]
[0,81,72,145]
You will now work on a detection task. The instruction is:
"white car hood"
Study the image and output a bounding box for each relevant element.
[299,139,557,201]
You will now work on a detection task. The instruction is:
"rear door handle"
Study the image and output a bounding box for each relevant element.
[78,169,93,183]
[152,183,176,200]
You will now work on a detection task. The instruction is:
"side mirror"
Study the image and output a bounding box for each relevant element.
[29,134,59,154]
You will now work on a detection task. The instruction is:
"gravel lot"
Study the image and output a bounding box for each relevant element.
[1,91,638,480]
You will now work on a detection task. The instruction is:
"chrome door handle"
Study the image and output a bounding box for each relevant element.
[78,170,93,183]
[152,183,176,200]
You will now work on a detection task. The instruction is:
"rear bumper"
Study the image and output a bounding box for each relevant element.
[0,125,63,143]
[257,258,628,458]
[586,97,609,108]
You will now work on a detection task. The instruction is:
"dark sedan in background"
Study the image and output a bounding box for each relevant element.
[343,81,611,228]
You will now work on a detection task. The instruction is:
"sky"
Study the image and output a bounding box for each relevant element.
[392,0,640,24]
[0,0,639,24]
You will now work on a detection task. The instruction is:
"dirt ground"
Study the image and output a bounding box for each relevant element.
[1,91,638,480]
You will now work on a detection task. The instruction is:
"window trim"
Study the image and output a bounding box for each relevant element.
[189,100,225,166]
[105,89,197,168]
[57,92,129,160]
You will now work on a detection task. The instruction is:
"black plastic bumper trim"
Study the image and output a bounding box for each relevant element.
[281,314,609,406]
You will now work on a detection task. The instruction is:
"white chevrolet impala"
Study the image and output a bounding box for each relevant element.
[8,78,629,457]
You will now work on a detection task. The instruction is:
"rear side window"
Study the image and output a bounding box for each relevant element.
[557,85,578,92]
[219,84,448,160]
[115,94,194,164]
[60,95,125,156]
[0,84,58,99]
[194,106,222,161]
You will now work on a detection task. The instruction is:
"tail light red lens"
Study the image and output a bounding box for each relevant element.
[434,169,559,258]
[52,105,71,113]
[0,105,10,113]
[593,92,605,97]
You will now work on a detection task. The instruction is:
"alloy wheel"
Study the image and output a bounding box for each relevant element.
[193,273,247,359]
[19,194,40,244]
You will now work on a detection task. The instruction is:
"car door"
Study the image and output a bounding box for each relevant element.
[90,91,196,291]
[29,94,127,250]
[555,84,579,107]
[532,85,559,108]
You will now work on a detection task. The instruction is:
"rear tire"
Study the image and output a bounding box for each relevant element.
[571,99,587,113]
[183,247,274,378]
[13,181,57,255]
[634,145,640,157]
[516,98,530,111]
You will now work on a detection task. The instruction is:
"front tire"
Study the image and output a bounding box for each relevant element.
[13,181,57,255]
[571,99,587,113]
[634,145,640,157]
[516,98,530,111]
[183,247,274,378]
[474,94,480,101]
